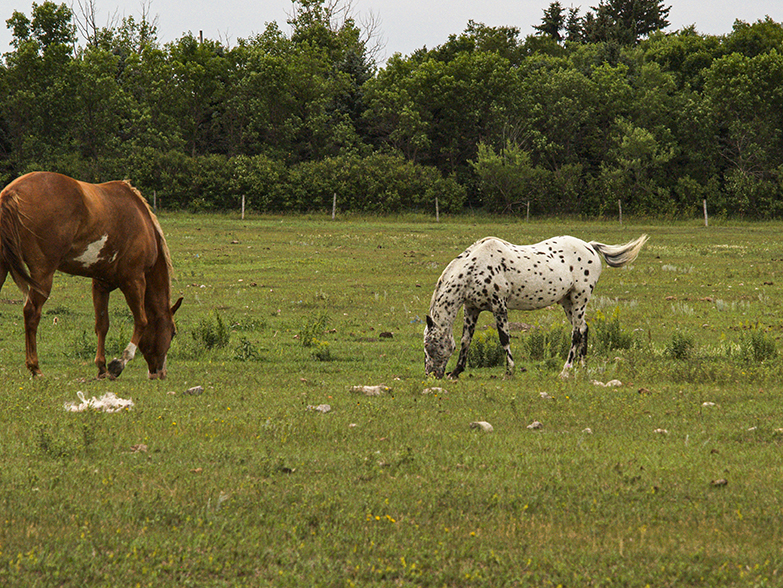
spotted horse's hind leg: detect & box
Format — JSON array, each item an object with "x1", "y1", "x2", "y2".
[
  {"x1": 559, "y1": 291, "x2": 590, "y2": 379},
  {"x1": 492, "y1": 300, "x2": 518, "y2": 378}
]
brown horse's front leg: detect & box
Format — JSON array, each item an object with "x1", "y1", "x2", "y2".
[
  {"x1": 23, "y1": 288, "x2": 48, "y2": 377},
  {"x1": 92, "y1": 281, "x2": 111, "y2": 378},
  {"x1": 107, "y1": 279, "x2": 147, "y2": 379}
]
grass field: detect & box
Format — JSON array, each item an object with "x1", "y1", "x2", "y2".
[{"x1": 1, "y1": 213, "x2": 782, "y2": 587}]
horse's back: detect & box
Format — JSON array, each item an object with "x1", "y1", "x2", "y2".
[{"x1": 0, "y1": 172, "x2": 159, "y2": 283}]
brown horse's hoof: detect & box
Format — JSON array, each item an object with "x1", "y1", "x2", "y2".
[{"x1": 107, "y1": 359, "x2": 124, "y2": 379}]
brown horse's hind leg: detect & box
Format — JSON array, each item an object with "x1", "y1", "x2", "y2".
[
  {"x1": 23, "y1": 285, "x2": 50, "y2": 377},
  {"x1": 92, "y1": 280, "x2": 111, "y2": 378}
]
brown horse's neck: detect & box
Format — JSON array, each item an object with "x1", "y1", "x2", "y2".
[{"x1": 144, "y1": 240, "x2": 172, "y2": 317}]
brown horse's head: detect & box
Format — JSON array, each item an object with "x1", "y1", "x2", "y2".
[{"x1": 138, "y1": 297, "x2": 183, "y2": 379}]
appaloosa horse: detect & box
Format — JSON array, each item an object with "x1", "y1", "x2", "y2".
[
  {"x1": 0, "y1": 172, "x2": 182, "y2": 379},
  {"x1": 424, "y1": 234, "x2": 648, "y2": 379}
]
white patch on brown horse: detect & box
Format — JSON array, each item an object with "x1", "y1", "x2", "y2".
[{"x1": 74, "y1": 234, "x2": 109, "y2": 268}]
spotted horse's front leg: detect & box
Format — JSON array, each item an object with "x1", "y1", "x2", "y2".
[{"x1": 447, "y1": 306, "x2": 480, "y2": 380}]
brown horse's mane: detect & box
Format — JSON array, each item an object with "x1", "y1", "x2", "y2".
[{"x1": 121, "y1": 180, "x2": 174, "y2": 289}]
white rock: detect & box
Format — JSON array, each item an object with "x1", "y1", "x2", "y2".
[
  {"x1": 350, "y1": 385, "x2": 391, "y2": 396},
  {"x1": 422, "y1": 387, "x2": 448, "y2": 395},
  {"x1": 469, "y1": 421, "x2": 494, "y2": 432},
  {"x1": 653, "y1": 428, "x2": 668, "y2": 434},
  {"x1": 592, "y1": 379, "x2": 623, "y2": 388},
  {"x1": 702, "y1": 402, "x2": 716, "y2": 407},
  {"x1": 582, "y1": 427, "x2": 593, "y2": 434},
  {"x1": 307, "y1": 404, "x2": 332, "y2": 413},
  {"x1": 527, "y1": 421, "x2": 543, "y2": 430},
  {"x1": 539, "y1": 392, "x2": 554, "y2": 400}
]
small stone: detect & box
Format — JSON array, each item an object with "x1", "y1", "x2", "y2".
[
  {"x1": 469, "y1": 421, "x2": 494, "y2": 432},
  {"x1": 183, "y1": 385, "x2": 204, "y2": 396},
  {"x1": 350, "y1": 385, "x2": 391, "y2": 396},
  {"x1": 592, "y1": 379, "x2": 622, "y2": 388},
  {"x1": 527, "y1": 421, "x2": 543, "y2": 430},
  {"x1": 130, "y1": 444, "x2": 148, "y2": 453},
  {"x1": 307, "y1": 404, "x2": 332, "y2": 413},
  {"x1": 539, "y1": 392, "x2": 554, "y2": 400},
  {"x1": 422, "y1": 387, "x2": 447, "y2": 395},
  {"x1": 653, "y1": 428, "x2": 668, "y2": 435},
  {"x1": 711, "y1": 478, "x2": 728, "y2": 487},
  {"x1": 702, "y1": 402, "x2": 716, "y2": 407},
  {"x1": 582, "y1": 428, "x2": 593, "y2": 434}
]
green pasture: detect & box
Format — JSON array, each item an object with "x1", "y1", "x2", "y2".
[{"x1": 1, "y1": 214, "x2": 782, "y2": 587}]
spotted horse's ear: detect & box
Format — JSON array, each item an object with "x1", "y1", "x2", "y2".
[{"x1": 426, "y1": 315, "x2": 434, "y2": 329}]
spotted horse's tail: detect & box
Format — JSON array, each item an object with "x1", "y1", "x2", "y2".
[{"x1": 589, "y1": 234, "x2": 649, "y2": 268}]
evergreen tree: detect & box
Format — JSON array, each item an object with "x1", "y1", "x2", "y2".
[
  {"x1": 593, "y1": 0, "x2": 671, "y2": 45},
  {"x1": 534, "y1": 2, "x2": 566, "y2": 43}
]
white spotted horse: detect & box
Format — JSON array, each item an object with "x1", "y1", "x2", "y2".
[
  {"x1": 0, "y1": 172, "x2": 183, "y2": 379},
  {"x1": 424, "y1": 234, "x2": 648, "y2": 379}
]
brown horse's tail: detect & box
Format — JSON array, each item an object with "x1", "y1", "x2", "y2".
[{"x1": 0, "y1": 189, "x2": 37, "y2": 294}]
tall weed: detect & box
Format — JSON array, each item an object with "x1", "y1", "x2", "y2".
[
  {"x1": 192, "y1": 311, "x2": 231, "y2": 350},
  {"x1": 590, "y1": 307, "x2": 634, "y2": 353},
  {"x1": 467, "y1": 327, "x2": 505, "y2": 368}
]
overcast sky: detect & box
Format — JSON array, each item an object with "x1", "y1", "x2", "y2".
[{"x1": 1, "y1": 0, "x2": 782, "y2": 60}]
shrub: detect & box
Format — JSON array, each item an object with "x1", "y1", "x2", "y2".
[
  {"x1": 310, "y1": 339, "x2": 333, "y2": 361},
  {"x1": 192, "y1": 312, "x2": 230, "y2": 350},
  {"x1": 234, "y1": 338, "x2": 261, "y2": 362},
  {"x1": 72, "y1": 330, "x2": 96, "y2": 360},
  {"x1": 590, "y1": 307, "x2": 634, "y2": 353},
  {"x1": 738, "y1": 327, "x2": 777, "y2": 362},
  {"x1": 666, "y1": 331, "x2": 695, "y2": 360},
  {"x1": 525, "y1": 323, "x2": 570, "y2": 363},
  {"x1": 467, "y1": 327, "x2": 506, "y2": 368},
  {"x1": 298, "y1": 313, "x2": 330, "y2": 348},
  {"x1": 286, "y1": 153, "x2": 466, "y2": 213}
]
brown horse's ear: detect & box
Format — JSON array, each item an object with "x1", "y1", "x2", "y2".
[{"x1": 171, "y1": 297, "x2": 183, "y2": 315}]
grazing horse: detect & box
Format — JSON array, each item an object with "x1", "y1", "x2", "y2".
[
  {"x1": 0, "y1": 172, "x2": 183, "y2": 379},
  {"x1": 424, "y1": 234, "x2": 648, "y2": 379}
]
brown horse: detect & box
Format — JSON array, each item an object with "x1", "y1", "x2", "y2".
[{"x1": 0, "y1": 172, "x2": 182, "y2": 379}]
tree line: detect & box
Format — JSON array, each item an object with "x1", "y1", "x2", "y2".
[{"x1": 1, "y1": 0, "x2": 782, "y2": 217}]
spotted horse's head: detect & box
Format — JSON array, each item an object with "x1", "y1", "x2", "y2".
[{"x1": 424, "y1": 315, "x2": 456, "y2": 379}]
